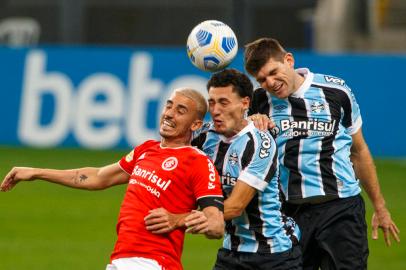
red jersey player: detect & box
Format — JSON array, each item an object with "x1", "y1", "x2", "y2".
[{"x1": 1, "y1": 88, "x2": 225, "y2": 270}]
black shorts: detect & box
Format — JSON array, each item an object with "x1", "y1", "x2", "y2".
[
  {"x1": 283, "y1": 194, "x2": 368, "y2": 270},
  {"x1": 212, "y1": 245, "x2": 302, "y2": 270}
]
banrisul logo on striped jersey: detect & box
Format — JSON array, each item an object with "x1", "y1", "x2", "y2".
[{"x1": 279, "y1": 119, "x2": 336, "y2": 137}]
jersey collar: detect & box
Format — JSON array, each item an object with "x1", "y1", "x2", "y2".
[
  {"x1": 291, "y1": 68, "x2": 313, "y2": 98},
  {"x1": 219, "y1": 121, "x2": 255, "y2": 143}
]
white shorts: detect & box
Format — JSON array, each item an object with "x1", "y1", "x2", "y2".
[{"x1": 106, "y1": 257, "x2": 162, "y2": 270}]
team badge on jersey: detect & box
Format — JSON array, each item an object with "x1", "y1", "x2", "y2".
[
  {"x1": 228, "y1": 152, "x2": 239, "y2": 165},
  {"x1": 162, "y1": 157, "x2": 178, "y2": 171},
  {"x1": 311, "y1": 101, "x2": 326, "y2": 113}
]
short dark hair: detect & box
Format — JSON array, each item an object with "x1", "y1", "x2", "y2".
[
  {"x1": 244, "y1": 38, "x2": 287, "y2": 76},
  {"x1": 206, "y1": 68, "x2": 253, "y2": 99}
]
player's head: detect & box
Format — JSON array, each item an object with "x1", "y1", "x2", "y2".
[
  {"x1": 159, "y1": 88, "x2": 207, "y2": 144},
  {"x1": 206, "y1": 68, "x2": 252, "y2": 137},
  {"x1": 244, "y1": 37, "x2": 300, "y2": 99}
]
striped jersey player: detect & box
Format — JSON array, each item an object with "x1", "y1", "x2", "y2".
[
  {"x1": 244, "y1": 37, "x2": 399, "y2": 270},
  {"x1": 250, "y1": 68, "x2": 362, "y2": 202}
]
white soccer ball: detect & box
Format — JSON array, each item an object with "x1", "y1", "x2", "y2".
[{"x1": 186, "y1": 20, "x2": 238, "y2": 72}]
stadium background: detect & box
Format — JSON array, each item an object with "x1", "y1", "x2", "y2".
[{"x1": 0, "y1": 0, "x2": 405, "y2": 269}]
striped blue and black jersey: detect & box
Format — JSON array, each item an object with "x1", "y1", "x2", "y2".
[
  {"x1": 192, "y1": 122, "x2": 298, "y2": 254},
  {"x1": 250, "y1": 68, "x2": 362, "y2": 202}
]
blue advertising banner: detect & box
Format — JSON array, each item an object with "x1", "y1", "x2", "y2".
[{"x1": 0, "y1": 46, "x2": 405, "y2": 157}]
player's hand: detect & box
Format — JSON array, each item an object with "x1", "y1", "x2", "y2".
[
  {"x1": 144, "y1": 208, "x2": 188, "y2": 234},
  {"x1": 371, "y1": 208, "x2": 400, "y2": 246},
  {"x1": 249, "y1": 113, "x2": 275, "y2": 131},
  {"x1": 184, "y1": 210, "x2": 209, "y2": 234},
  {"x1": 0, "y1": 167, "x2": 36, "y2": 192}
]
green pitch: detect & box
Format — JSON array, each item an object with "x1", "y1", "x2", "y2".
[{"x1": 0, "y1": 146, "x2": 404, "y2": 269}]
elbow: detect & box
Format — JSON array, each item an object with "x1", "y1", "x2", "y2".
[
  {"x1": 83, "y1": 182, "x2": 109, "y2": 191},
  {"x1": 206, "y1": 232, "x2": 223, "y2": 239}
]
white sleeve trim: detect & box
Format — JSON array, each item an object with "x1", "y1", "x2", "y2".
[
  {"x1": 347, "y1": 117, "x2": 362, "y2": 135},
  {"x1": 238, "y1": 171, "x2": 268, "y2": 192}
]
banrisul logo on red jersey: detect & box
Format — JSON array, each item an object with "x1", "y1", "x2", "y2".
[{"x1": 130, "y1": 165, "x2": 172, "y2": 198}]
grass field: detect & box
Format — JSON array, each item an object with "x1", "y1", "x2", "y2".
[{"x1": 0, "y1": 146, "x2": 404, "y2": 269}]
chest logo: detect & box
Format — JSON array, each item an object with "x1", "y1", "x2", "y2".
[
  {"x1": 162, "y1": 157, "x2": 178, "y2": 171},
  {"x1": 311, "y1": 101, "x2": 326, "y2": 113},
  {"x1": 274, "y1": 104, "x2": 287, "y2": 112},
  {"x1": 228, "y1": 152, "x2": 239, "y2": 165}
]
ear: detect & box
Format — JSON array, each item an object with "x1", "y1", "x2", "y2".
[
  {"x1": 190, "y1": 119, "x2": 203, "y2": 132},
  {"x1": 241, "y1": 96, "x2": 250, "y2": 111},
  {"x1": 284, "y1": 53, "x2": 295, "y2": 68}
]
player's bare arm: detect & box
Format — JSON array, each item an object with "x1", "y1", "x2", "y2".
[
  {"x1": 223, "y1": 180, "x2": 256, "y2": 220},
  {"x1": 351, "y1": 129, "x2": 400, "y2": 246},
  {"x1": 1, "y1": 163, "x2": 129, "y2": 192}
]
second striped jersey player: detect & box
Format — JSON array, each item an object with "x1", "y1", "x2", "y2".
[
  {"x1": 193, "y1": 121, "x2": 299, "y2": 253},
  {"x1": 194, "y1": 69, "x2": 302, "y2": 270}
]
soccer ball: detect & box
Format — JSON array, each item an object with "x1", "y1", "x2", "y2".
[{"x1": 186, "y1": 20, "x2": 238, "y2": 72}]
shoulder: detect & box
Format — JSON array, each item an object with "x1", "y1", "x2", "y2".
[
  {"x1": 173, "y1": 145, "x2": 209, "y2": 161},
  {"x1": 136, "y1": 140, "x2": 160, "y2": 151},
  {"x1": 186, "y1": 146, "x2": 209, "y2": 158},
  {"x1": 312, "y1": 73, "x2": 352, "y2": 92},
  {"x1": 252, "y1": 87, "x2": 269, "y2": 98},
  {"x1": 311, "y1": 73, "x2": 356, "y2": 100},
  {"x1": 245, "y1": 125, "x2": 276, "y2": 149},
  {"x1": 192, "y1": 122, "x2": 217, "y2": 147}
]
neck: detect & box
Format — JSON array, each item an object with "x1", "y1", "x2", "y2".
[
  {"x1": 160, "y1": 137, "x2": 191, "y2": 148},
  {"x1": 224, "y1": 119, "x2": 248, "y2": 138},
  {"x1": 293, "y1": 72, "x2": 305, "y2": 92}
]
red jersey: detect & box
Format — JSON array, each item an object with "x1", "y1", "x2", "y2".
[{"x1": 110, "y1": 140, "x2": 223, "y2": 270}]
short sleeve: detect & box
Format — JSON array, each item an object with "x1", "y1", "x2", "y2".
[
  {"x1": 238, "y1": 131, "x2": 278, "y2": 192},
  {"x1": 119, "y1": 149, "x2": 136, "y2": 175},
  {"x1": 118, "y1": 140, "x2": 158, "y2": 174},
  {"x1": 191, "y1": 155, "x2": 224, "y2": 211},
  {"x1": 345, "y1": 87, "x2": 362, "y2": 135}
]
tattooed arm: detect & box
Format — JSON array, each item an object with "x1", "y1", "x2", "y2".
[{"x1": 0, "y1": 163, "x2": 129, "y2": 192}]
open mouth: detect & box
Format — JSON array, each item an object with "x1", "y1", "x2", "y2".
[
  {"x1": 162, "y1": 119, "x2": 175, "y2": 129},
  {"x1": 274, "y1": 83, "x2": 283, "y2": 93}
]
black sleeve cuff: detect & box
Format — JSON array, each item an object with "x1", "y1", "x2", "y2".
[{"x1": 197, "y1": 196, "x2": 224, "y2": 212}]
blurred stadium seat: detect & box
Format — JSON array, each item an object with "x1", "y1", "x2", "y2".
[{"x1": 0, "y1": 17, "x2": 40, "y2": 46}]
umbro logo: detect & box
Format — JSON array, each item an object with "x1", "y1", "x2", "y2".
[{"x1": 274, "y1": 104, "x2": 287, "y2": 112}]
